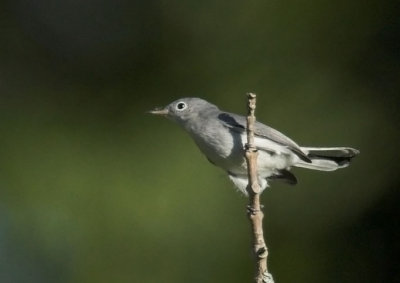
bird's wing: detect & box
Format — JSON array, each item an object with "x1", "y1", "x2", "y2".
[{"x1": 217, "y1": 112, "x2": 311, "y2": 163}]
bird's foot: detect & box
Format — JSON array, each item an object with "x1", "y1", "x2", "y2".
[{"x1": 247, "y1": 205, "x2": 263, "y2": 215}]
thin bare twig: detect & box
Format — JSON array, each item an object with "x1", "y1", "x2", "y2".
[{"x1": 245, "y1": 93, "x2": 274, "y2": 283}]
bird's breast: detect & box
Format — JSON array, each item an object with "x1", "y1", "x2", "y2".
[{"x1": 188, "y1": 123, "x2": 246, "y2": 171}]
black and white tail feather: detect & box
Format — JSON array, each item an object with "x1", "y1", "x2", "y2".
[
  {"x1": 296, "y1": 147, "x2": 359, "y2": 171},
  {"x1": 233, "y1": 146, "x2": 360, "y2": 195},
  {"x1": 229, "y1": 146, "x2": 360, "y2": 195}
]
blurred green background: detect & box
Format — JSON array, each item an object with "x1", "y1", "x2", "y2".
[{"x1": 0, "y1": 0, "x2": 399, "y2": 282}]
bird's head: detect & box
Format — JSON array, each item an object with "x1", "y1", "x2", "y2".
[{"x1": 149, "y1": 97, "x2": 218, "y2": 125}]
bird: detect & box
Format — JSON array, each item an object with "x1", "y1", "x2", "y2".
[{"x1": 149, "y1": 97, "x2": 359, "y2": 195}]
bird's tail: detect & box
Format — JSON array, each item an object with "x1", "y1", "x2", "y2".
[{"x1": 294, "y1": 147, "x2": 359, "y2": 171}]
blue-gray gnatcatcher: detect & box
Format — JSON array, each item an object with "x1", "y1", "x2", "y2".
[{"x1": 150, "y1": 97, "x2": 359, "y2": 195}]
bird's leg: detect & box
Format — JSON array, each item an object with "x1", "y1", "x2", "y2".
[{"x1": 247, "y1": 205, "x2": 264, "y2": 215}]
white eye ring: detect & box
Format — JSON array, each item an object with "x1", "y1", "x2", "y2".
[{"x1": 175, "y1": 102, "x2": 187, "y2": 111}]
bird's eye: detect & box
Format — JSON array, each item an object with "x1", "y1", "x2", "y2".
[{"x1": 175, "y1": 102, "x2": 187, "y2": 111}]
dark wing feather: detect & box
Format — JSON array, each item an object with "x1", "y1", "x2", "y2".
[
  {"x1": 218, "y1": 112, "x2": 311, "y2": 163},
  {"x1": 267, "y1": 169, "x2": 298, "y2": 185}
]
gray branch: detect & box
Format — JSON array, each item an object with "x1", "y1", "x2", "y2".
[{"x1": 244, "y1": 93, "x2": 274, "y2": 283}]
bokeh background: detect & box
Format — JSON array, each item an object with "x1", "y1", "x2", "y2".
[{"x1": 0, "y1": 0, "x2": 399, "y2": 282}]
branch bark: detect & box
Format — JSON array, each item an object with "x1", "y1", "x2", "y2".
[{"x1": 245, "y1": 93, "x2": 274, "y2": 283}]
